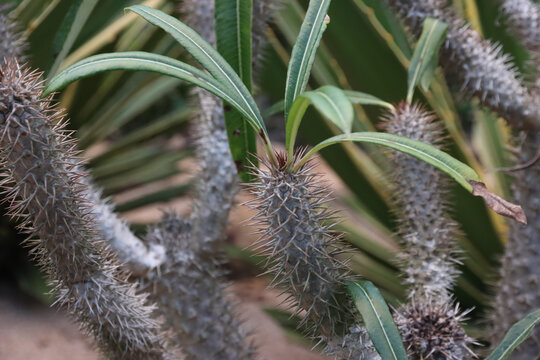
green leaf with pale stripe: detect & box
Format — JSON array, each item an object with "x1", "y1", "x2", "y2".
[
  {"x1": 407, "y1": 17, "x2": 448, "y2": 103},
  {"x1": 215, "y1": 0, "x2": 252, "y2": 87},
  {"x1": 346, "y1": 280, "x2": 408, "y2": 360},
  {"x1": 296, "y1": 132, "x2": 525, "y2": 222},
  {"x1": 48, "y1": 0, "x2": 99, "y2": 77},
  {"x1": 215, "y1": 0, "x2": 256, "y2": 180},
  {"x1": 284, "y1": 0, "x2": 331, "y2": 120},
  {"x1": 286, "y1": 86, "x2": 353, "y2": 155},
  {"x1": 127, "y1": 5, "x2": 268, "y2": 140},
  {"x1": 43, "y1": 52, "x2": 254, "y2": 123},
  {"x1": 297, "y1": 132, "x2": 482, "y2": 191},
  {"x1": 486, "y1": 309, "x2": 540, "y2": 360},
  {"x1": 343, "y1": 90, "x2": 395, "y2": 111}
]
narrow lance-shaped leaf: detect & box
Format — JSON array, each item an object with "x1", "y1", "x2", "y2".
[
  {"x1": 43, "y1": 52, "x2": 256, "y2": 124},
  {"x1": 295, "y1": 132, "x2": 526, "y2": 223},
  {"x1": 343, "y1": 90, "x2": 395, "y2": 111},
  {"x1": 284, "y1": 0, "x2": 331, "y2": 120},
  {"x1": 48, "y1": 0, "x2": 99, "y2": 77},
  {"x1": 346, "y1": 280, "x2": 408, "y2": 360},
  {"x1": 215, "y1": 0, "x2": 257, "y2": 180},
  {"x1": 263, "y1": 100, "x2": 285, "y2": 119},
  {"x1": 286, "y1": 85, "x2": 353, "y2": 157},
  {"x1": 406, "y1": 17, "x2": 448, "y2": 103},
  {"x1": 215, "y1": 0, "x2": 252, "y2": 85},
  {"x1": 486, "y1": 309, "x2": 540, "y2": 360},
  {"x1": 127, "y1": 5, "x2": 268, "y2": 141}
]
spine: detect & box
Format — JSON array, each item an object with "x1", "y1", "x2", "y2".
[
  {"x1": 141, "y1": 84, "x2": 256, "y2": 358},
  {"x1": 487, "y1": 133, "x2": 540, "y2": 359},
  {"x1": 394, "y1": 301, "x2": 476, "y2": 360},
  {"x1": 325, "y1": 325, "x2": 380, "y2": 360},
  {"x1": 188, "y1": 87, "x2": 238, "y2": 253},
  {"x1": 388, "y1": 0, "x2": 540, "y2": 131},
  {"x1": 380, "y1": 103, "x2": 476, "y2": 359},
  {"x1": 488, "y1": 2, "x2": 540, "y2": 357},
  {"x1": 0, "y1": 58, "x2": 171, "y2": 360},
  {"x1": 380, "y1": 103, "x2": 460, "y2": 302},
  {"x1": 0, "y1": 5, "x2": 26, "y2": 64},
  {"x1": 247, "y1": 154, "x2": 353, "y2": 337},
  {"x1": 499, "y1": 0, "x2": 540, "y2": 89},
  {"x1": 140, "y1": 1, "x2": 285, "y2": 357},
  {"x1": 80, "y1": 175, "x2": 166, "y2": 275},
  {"x1": 144, "y1": 213, "x2": 256, "y2": 360},
  {"x1": 180, "y1": 0, "x2": 238, "y2": 253}
]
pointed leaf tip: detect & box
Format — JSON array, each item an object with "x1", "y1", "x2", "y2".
[{"x1": 468, "y1": 180, "x2": 527, "y2": 224}]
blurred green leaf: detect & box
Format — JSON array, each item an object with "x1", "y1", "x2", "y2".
[
  {"x1": 215, "y1": 0, "x2": 256, "y2": 180},
  {"x1": 215, "y1": 0, "x2": 252, "y2": 86},
  {"x1": 344, "y1": 90, "x2": 395, "y2": 110},
  {"x1": 92, "y1": 106, "x2": 191, "y2": 162},
  {"x1": 407, "y1": 17, "x2": 448, "y2": 102},
  {"x1": 81, "y1": 76, "x2": 182, "y2": 146},
  {"x1": 48, "y1": 0, "x2": 98, "y2": 76},
  {"x1": 486, "y1": 309, "x2": 540, "y2": 360}
]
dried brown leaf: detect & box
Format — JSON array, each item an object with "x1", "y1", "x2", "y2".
[{"x1": 468, "y1": 180, "x2": 527, "y2": 224}]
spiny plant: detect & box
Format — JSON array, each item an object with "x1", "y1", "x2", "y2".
[
  {"x1": 393, "y1": 301, "x2": 475, "y2": 360},
  {"x1": 484, "y1": 2, "x2": 540, "y2": 358},
  {"x1": 388, "y1": 0, "x2": 540, "y2": 132},
  {"x1": 0, "y1": 3, "x2": 167, "y2": 279},
  {"x1": 134, "y1": 1, "x2": 283, "y2": 358},
  {"x1": 20, "y1": 1, "x2": 539, "y2": 360},
  {"x1": 387, "y1": 1, "x2": 540, "y2": 358},
  {"x1": 487, "y1": 133, "x2": 540, "y2": 360},
  {"x1": 0, "y1": 4, "x2": 26, "y2": 64},
  {"x1": 336, "y1": 20, "x2": 478, "y2": 357},
  {"x1": 80, "y1": 175, "x2": 167, "y2": 276},
  {"x1": 247, "y1": 150, "x2": 354, "y2": 336},
  {"x1": 0, "y1": 58, "x2": 172, "y2": 360},
  {"x1": 380, "y1": 101, "x2": 477, "y2": 359},
  {"x1": 325, "y1": 324, "x2": 379, "y2": 360},
  {"x1": 498, "y1": 0, "x2": 540, "y2": 89},
  {"x1": 142, "y1": 212, "x2": 256, "y2": 360},
  {"x1": 380, "y1": 102, "x2": 461, "y2": 303}
]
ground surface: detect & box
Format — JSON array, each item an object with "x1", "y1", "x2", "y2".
[{"x1": 0, "y1": 280, "x2": 327, "y2": 359}]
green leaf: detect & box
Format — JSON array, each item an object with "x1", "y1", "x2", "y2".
[
  {"x1": 263, "y1": 100, "x2": 285, "y2": 118},
  {"x1": 43, "y1": 52, "x2": 256, "y2": 127},
  {"x1": 215, "y1": 0, "x2": 256, "y2": 180},
  {"x1": 297, "y1": 132, "x2": 526, "y2": 222},
  {"x1": 343, "y1": 90, "x2": 395, "y2": 111},
  {"x1": 48, "y1": 0, "x2": 99, "y2": 77},
  {"x1": 284, "y1": 0, "x2": 331, "y2": 120},
  {"x1": 486, "y1": 309, "x2": 540, "y2": 360},
  {"x1": 215, "y1": 0, "x2": 252, "y2": 88},
  {"x1": 346, "y1": 280, "x2": 408, "y2": 360},
  {"x1": 286, "y1": 86, "x2": 353, "y2": 155},
  {"x1": 407, "y1": 17, "x2": 448, "y2": 103},
  {"x1": 127, "y1": 5, "x2": 268, "y2": 140},
  {"x1": 298, "y1": 132, "x2": 481, "y2": 191}
]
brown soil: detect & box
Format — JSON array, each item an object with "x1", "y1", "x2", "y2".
[{"x1": 0, "y1": 280, "x2": 327, "y2": 360}]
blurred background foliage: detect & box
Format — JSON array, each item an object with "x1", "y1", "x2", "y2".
[{"x1": 0, "y1": 0, "x2": 526, "y2": 340}]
